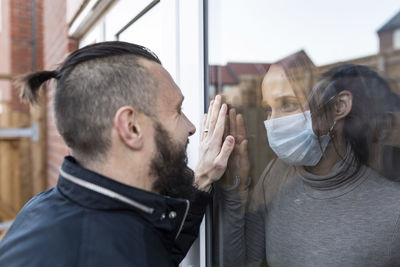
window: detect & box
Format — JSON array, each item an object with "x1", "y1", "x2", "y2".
[
  {"x1": 394, "y1": 28, "x2": 400, "y2": 49},
  {"x1": 117, "y1": 3, "x2": 166, "y2": 69},
  {"x1": 78, "y1": 1, "x2": 207, "y2": 265},
  {"x1": 207, "y1": 1, "x2": 400, "y2": 266}
]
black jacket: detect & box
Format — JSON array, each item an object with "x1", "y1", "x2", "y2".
[{"x1": 0, "y1": 156, "x2": 211, "y2": 266}]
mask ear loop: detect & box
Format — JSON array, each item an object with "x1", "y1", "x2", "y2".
[
  {"x1": 328, "y1": 120, "x2": 337, "y2": 138},
  {"x1": 328, "y1": 119, "x2": 350, "y2": 165}
]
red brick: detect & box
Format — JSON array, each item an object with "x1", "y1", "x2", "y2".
[{"x1": 42, "y1": 0, "x2": 76, "y2": 187}]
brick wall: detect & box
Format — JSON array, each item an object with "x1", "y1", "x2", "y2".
[
  {"x1": 42, "y1": 0, "x2": 78, "y2": 187},
  {"x1": 8, "y1": 0, "x2": 45, "y2": 114},
  {"x1": 0, "y1": 0, "x2": 44, "y2": 117}
]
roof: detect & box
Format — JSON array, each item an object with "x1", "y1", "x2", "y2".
[
  {"x1": 276, "y1": 50, "x2": 314, "y2": 69},
  {"x1": 209, "y1": 65, "x2": 239, "y2": 85},
  {"x1": 378, "y1": 10, "x2": 400, "y2": 33},
  {"x1": 208, "y1": 50, "x2": 313, "y2": 86},
  {"x1": 226, "y1": 62, "x2": 270, "y2": 77}
]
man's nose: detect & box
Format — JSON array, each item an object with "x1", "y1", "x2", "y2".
[
  {"x1": 189, "y1": 124, "x2": 196, "y2": 136},
  {"x1": 184, "y1": 113, "x2": 196, "y2": 136}
]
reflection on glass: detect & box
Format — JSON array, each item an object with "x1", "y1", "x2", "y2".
[{"x1": 209, "y1": 2, "x2": 400, "y2": 266}]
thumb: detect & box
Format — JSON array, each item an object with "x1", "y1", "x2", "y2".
[{"x1": 214, "y1": 136, "x2": 235, "y2": 169}]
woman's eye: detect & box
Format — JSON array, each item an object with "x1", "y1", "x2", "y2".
[{"x1": 281, "y1": 102, "x2": 299, "y2": 112}]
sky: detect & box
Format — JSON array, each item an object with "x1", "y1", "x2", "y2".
[{"x1": 208, "y1": 0, "x2": 400, "y2": 66}]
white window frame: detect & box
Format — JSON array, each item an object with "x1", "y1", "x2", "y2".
[{"x1": 70, "y1": 1, "x2": 207, "y2": 266}]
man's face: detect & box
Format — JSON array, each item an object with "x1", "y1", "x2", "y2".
[
  {"x1": 145, "y1": 60, "x2": 196, "y2": 149},
  {"x1": 143, "y1": 61, "x2": 196, "y2": 199}
]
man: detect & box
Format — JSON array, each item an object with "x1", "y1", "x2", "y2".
[{"x1": 0, "y1": 42, "x2": 234, "y2": 266}]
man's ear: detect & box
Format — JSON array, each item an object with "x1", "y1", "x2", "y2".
[
  {"x1": 114, "y1": 106, "x2": 143, "y2": 150},
  {"x1": 333, "y1": 90, "x2": 353, "y2": 121}
]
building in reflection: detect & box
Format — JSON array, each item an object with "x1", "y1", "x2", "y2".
[
  {"x1": 378, "y1": 10, "x2": 400, "y2": 53},
  {"x1": 210, "y1": 10, "x2": 400, "y2": 106},
  {"x1": 319, "y1": 10, "x2": 400, "y2": 94}
]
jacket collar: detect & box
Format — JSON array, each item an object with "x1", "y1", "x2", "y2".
[{"x1": 57, "y1": 156, "x2": 190, "y2": 242}]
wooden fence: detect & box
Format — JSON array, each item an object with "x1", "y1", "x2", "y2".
[{"x1": 0, "y1": 75, "x2": 46, "y2": 238}]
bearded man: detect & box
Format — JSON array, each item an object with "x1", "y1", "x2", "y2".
[{"x1": 0, "y1": 41, "x2": 234, "y2": 267}]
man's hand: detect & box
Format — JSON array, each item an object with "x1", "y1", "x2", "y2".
[{"x1": 194, "y1": 95, "x2": 235, "y2": 191}]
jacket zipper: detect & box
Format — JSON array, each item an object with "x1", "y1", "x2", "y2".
[{"x1": 175, "y1": 199, "x2": 190, "y2": 240}]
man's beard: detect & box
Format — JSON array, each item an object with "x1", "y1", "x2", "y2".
[{"x1": 150, "y1": 121, "x2": 196, "y2": 200}]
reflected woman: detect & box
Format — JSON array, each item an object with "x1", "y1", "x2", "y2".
[{"x1": 218, "y1": 64, "x2": 400, "y2": 267}]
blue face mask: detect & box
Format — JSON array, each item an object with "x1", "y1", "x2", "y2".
[{"x1": 264, "y1": 110, "x2": 330, "y2": 166}]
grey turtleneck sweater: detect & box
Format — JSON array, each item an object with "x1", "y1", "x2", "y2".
[{"x1": 218, "y1": 151, "x2": 400, "y2": 267}]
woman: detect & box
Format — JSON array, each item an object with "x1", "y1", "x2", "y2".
[{"x1": 218, "y1": 64, "x2": 400, "y2": 267}]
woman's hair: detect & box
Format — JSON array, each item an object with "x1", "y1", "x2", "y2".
[{"x1": 309, "y1": 64, "x2": 400, "y2": 165}]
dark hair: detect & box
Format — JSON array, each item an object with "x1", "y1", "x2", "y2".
[
  {"x1": 309, "y1": 64, "x2": 399, "y2": 165},
  {"x1": 17, "y1": 41, "x2": 162, "y2": 163}
]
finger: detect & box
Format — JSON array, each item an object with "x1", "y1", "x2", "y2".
[
  {"x1": 211, "y1": 103, "x2": 228, "y2": 141},
  {"x1": 236, "y1": 135, "x2": 245, "y2": 144},
  {"x1": 214, "y1": 135, "x2": 235, "y2": 172},
  {"x1": 237, "y1": 113, "x2": 247, "y2": 138},
  {"x1": 223, "y1": 113, "x2": 229, "y2": 140},
  {"x1": 202, "y1": 114, "x2": 207, "y2": 130},
  {"x1": 229, "y1": 108, "x2": 237, "y2": 138},
  {"x1": 205, "y1": 100, "x2": 214, "y2": 131},
  {"x1": 201, "y1": 114, "x2": 208, "y2": 141},
  {"x1": 208, "y1": 95, "x2": 222, "y2": 134},
  {"x1": 239, "y1": 139, "x2": 249, "y2": 159}
]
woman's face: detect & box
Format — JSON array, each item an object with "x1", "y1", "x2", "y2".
[{"x1": 261, "y1": 64, "x2": 308, "y2": 120}]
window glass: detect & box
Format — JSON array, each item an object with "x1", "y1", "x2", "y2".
[
  {"x1": 208, "y1": 1, "x2": 400, "y2": 266},
  {"x1": 104, "y1": 0, "x2": 154, "y2": 40},
  {"x1": 117, "y1": 2, "x2": 179, "y2": 80},
  {"x1": 118, "y1": 4, "x2": 163, "y2": 60}
]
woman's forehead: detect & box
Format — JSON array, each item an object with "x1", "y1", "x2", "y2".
[
  {"x1": 262, "y1": 74, "x2": 307, "y2": 100},
  {"x1": 262, "y1": 65, "x2": 287, "y2": 83}
]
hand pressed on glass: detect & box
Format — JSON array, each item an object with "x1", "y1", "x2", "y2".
[
  {"x1": 219, "y1": 108, "x2": 250, "y2": 191},
  {"x1": 194, "y1": 95, "x2": 235, "y2": 191}
]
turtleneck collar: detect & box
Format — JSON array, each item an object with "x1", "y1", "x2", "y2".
[{"x1": 298, "y1": 146, "x2": 370, "y2": 199}]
